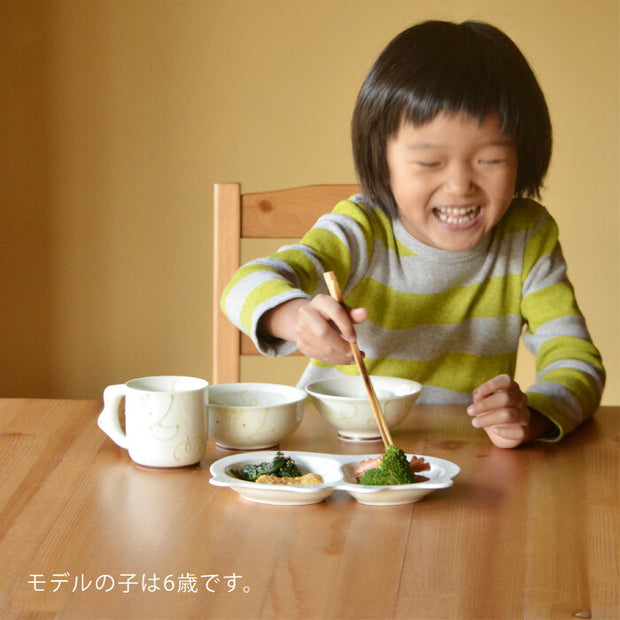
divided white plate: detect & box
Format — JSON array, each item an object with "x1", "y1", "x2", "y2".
[{"x1": 209, "y1": 450, "x2": 460, "y2": 506}]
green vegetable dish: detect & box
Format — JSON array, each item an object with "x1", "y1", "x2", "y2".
[
  {"x1": 233, "y1": 451, "x2": 302, "y2": 482},
  {"x1": 356, "y1": 445, "x2": 430, "y2": 486}
]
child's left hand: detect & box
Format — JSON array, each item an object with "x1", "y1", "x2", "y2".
[{"x1": 467, "y1": 374, "x2": 551, "y2": 448}]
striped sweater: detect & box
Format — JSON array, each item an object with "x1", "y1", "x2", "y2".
[{"x1": 221, "y1": 195, "x2": 605, "y2": 440}]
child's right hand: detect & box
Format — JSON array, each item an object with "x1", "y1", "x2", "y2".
[{"x1": 262, "y1": 296, "x2": 368, "y2": 364}]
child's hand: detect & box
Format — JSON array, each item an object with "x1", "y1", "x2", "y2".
[
  {"x1": 295, "y1": 295, "x2": 368, "y2": 364},
  {"x1": 467, "y1": 374, "x2": 539, "y2": 448},
  {"x1": 261, "y1": 296, "x2": 368, "y2": 364}
]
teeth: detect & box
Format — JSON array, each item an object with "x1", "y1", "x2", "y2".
[{"x1": 434, "y1": 206, "x2": 480, "y2": 224}]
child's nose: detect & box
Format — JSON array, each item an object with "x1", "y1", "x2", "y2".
[{"x1": 445, "y1": 163, "x2": 476, "y2": 194}]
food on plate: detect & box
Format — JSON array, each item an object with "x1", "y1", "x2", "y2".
[
  {"x1": 355, "y1": 445, "x2": 430, "y2": 485},
  {"x1": 256, "y1": 473, "x2": 324, "y2": 485},
  {"x1": 232, "y1": 451, "x2": 303, "y2": 482}
]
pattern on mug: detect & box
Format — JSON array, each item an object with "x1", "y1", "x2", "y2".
[{"x1": 135, "y1": 392, "x2": 180, "y2": 440}]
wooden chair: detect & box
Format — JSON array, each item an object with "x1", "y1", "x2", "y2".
[{"x1": 212, "y1": 182, "x2": 359, "y2": 385}]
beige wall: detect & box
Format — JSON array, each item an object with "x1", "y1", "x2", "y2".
[{"x1": 2, "y1": 0, "x2": 618, "y2": 404}]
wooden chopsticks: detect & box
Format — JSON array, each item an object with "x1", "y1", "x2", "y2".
[{"x1": 323, "y1": 272, "x2": 393, "y2": 447}]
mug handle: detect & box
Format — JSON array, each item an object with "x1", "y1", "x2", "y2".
[{"x1": 98, "y1": 384, "x2": 129, "y2": 449}]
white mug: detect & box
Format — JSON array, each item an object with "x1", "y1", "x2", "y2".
[{"x1": 98, "y1": 376, "x2": 208, "y2": 468}]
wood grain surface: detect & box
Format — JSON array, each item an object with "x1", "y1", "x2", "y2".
[{"x1": 1, "y1": 398, "x2": 618, "y2": 619}]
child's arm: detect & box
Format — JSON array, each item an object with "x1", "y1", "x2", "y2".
[
  {"x1": 260, "y1": 296, "x2": 369, "y2": 365},
  {"x1": 220, "y1": 196, "x2": 375, "y2": 359},
  {"x1": 494, "y1": 201, "x2": 605, "y2": 443},
  {"x1": 466, "y1": 374, "x2": 555, "y2": 448}
]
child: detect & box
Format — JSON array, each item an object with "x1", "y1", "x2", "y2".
[{"x1": 221, "y1": 20, "x2": 605, "y2": 448}]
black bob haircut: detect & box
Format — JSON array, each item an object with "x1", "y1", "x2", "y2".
[{"x1": 351, "y1": 20, "x2": 552, "y2": 216}]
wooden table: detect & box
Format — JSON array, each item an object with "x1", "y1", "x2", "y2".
[{"x1": 1, "y1": 399, "x2": 618, "y2": 619}]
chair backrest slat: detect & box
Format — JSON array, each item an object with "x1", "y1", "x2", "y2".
[{"x1": 241, "y1": 184, "x2": 359, "y2": 238}]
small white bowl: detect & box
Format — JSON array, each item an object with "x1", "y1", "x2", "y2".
[
  {"x1": 305, "y1": 375, "x2": 423, "y2": 441},
  {"x1": 209, "y1": 451, "x2": 341, "y2": 505},
  {"x1": 337, "y1": 454, "x2": 460, "y2": 506},
  {"x1": 208, "y1": 383, "x2": 306, "y2": 450}
]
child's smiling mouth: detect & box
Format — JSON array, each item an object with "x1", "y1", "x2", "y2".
[{"x1": 433, "y1": 205, "x2": 482, "y2": 226}]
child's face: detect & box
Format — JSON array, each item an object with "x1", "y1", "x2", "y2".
[{"x1": 386, "y1": 111, "x2": 518, "y2": 252}]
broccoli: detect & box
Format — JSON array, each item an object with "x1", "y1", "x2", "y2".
[
  {"x1": 234, "y1": 451, "x2": 302, "y2": 482},
  {"x1": 359, "y1": 445, "x2": 416, "y2": 485}
]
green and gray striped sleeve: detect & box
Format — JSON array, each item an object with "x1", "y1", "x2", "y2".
[{"x1": 517, "y1": 204, "x2": 605, "y2": 438}]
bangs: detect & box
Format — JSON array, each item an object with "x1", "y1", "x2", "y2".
[{"x1": 394, "y1": 29, "x2": 518, "y2": 139}]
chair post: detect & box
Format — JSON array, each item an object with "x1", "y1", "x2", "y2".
[{"x1": 212, "y1": 183, "x2": 242, "y2": 384}]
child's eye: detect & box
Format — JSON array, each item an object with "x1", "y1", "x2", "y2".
[
  {"x1": 416, "y1": 161, "x2": 441, "y2": 168},
  {"x1": 479, "y1": 158, "x2": 507, "y2": 165}
]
